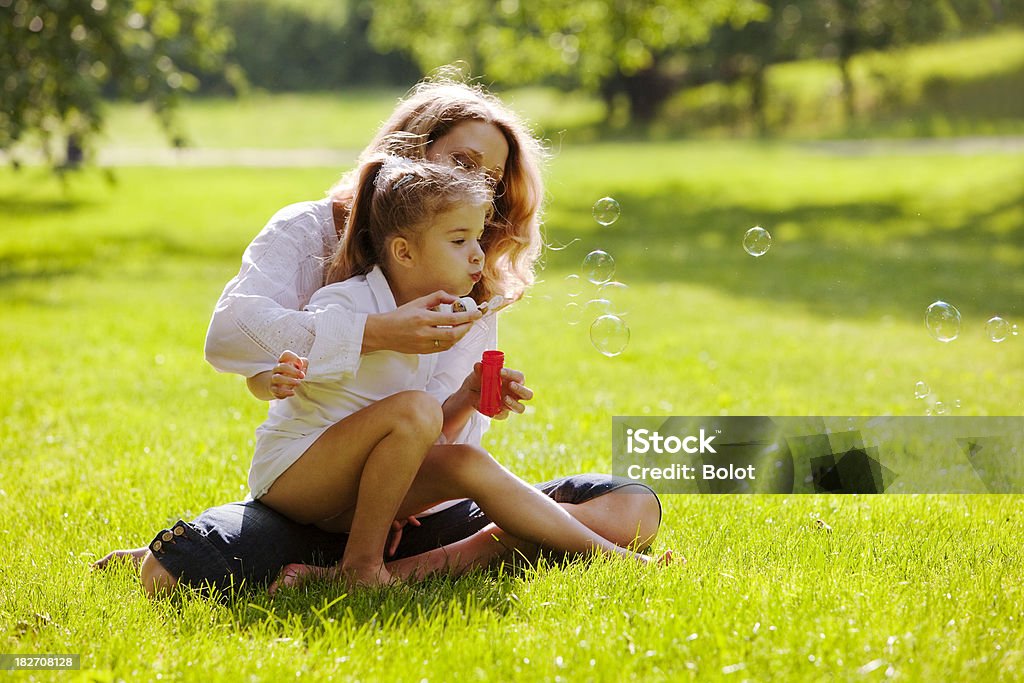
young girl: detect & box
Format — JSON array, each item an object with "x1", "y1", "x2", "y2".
[{"x1": 248, "y1": 153, "x2": 670, "y2": 588}]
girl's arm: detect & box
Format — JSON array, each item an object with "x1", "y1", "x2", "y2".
[
  {"x1": 246, "y1": 351, "x2": 308, "y2": 401},
  {"x1": 440, "y1": 378, "x2": 482, "y2": 443},
  {"x1": 440, "y1": 365, "x2": 533, "y2": 442},
  {"x1": 427, "y1": 315, "x2": 534, "y2": 443}
]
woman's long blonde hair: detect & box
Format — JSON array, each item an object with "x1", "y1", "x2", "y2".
[
  {"x1": 326, "y1": 154, "x2": 497, "y2": 299},
  {"x1": 328, "y1": 77, "x2": 545, "y2": 300}
]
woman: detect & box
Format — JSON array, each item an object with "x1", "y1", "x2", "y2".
[{"x1": 95, "y1": 77, "x2": 664, "y2": 595}]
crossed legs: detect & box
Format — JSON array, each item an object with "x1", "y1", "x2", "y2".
[{"x1": 128, "y1": 484, "x2": 661, "y2": 597}]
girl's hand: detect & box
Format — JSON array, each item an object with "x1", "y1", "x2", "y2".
[
  {"x1": 270, "y1": 350, "x2": 308, "y2": 399},
  {"x1": 465, "y1": 364, "x2": 534, "y2": 420}
]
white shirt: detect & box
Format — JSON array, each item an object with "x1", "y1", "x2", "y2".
[
  {"x1": 248, "y1": 266, "x2": 496, "y2": 498},
  {"x1": 205, "y1": 199, "x2": 366, "y2": 379}
]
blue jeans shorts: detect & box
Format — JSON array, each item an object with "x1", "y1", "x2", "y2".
[{"x1": 147, "y1": 474, "x2": 659, "y2": 594}]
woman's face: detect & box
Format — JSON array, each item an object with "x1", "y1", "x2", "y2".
[{"x1": 426, "y1": 120, "x2": 509, "y2": 187}]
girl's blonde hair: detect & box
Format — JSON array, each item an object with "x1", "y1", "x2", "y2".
[
  {"x1": 326, "y1": 154, "x2": 498, "y2": 299},
  {"x1": 328, "y1": 77, "x2": 545, "y2": 300}
]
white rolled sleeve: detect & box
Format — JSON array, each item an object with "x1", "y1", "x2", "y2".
[{"x1": 203, "y1": 200, "x2": 364, "y2": 379}]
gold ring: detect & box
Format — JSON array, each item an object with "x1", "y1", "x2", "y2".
[{"x1": 434, "y1": 339, "x2": 440, "y2": 349}]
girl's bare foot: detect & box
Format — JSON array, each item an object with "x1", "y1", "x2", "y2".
[
  {"x1": 92, "y1": 547, "x2": 148, "y2": 570},
  {"x1": 339, "y1": 562, "x2": 394, "y2": 589}
]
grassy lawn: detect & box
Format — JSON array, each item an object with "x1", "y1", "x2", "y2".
[{"x1": 1, "y1": 139, "x2": 1023, "y2": 680}]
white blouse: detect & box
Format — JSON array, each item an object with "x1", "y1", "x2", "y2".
[
  {"x1": 204, "y1": 199, "x2": 366, "y2": 380},
  {"x1": 248, "y1": 266, "x2": 496, "y2": 498}
]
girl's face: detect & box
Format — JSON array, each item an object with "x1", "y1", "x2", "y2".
[
  {"x1": 426, "y1": 120, "x2": 509, "y2": 187},
  {"x1": 406, "y1": 202, "x2": 488, "y2": 298}
]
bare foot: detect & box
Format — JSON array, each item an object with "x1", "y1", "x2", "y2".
[
  {"x1": 339, "y1": 562, "x2": 394, "y2": 589},
  {"x1": 655, "y1": 549, "x2": 678, "y2": 566},
  {"x1": 634, "y1": 549, "x2": 680, "y2": 566},
  {"x1": 268, "y1": 562, "x2": 396, "y2": 596},
  {"x1": 92, "y1": 547, "x2": 148, "y2": 570},
  {"x1": 268, "y1": 563, "x2": 333, "y2": 595}
]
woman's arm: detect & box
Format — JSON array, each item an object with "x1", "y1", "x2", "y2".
[
  {"x1": 205, "y1": 201, "x2": 366, "y2": 382},
  {"x1": 207, "y1": 201, "x2": 482, "y2": 396}
]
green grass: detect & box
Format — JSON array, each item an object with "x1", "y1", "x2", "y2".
[
  {"x1": 95, "y1": 86, "x2": 605, "y2": 153},
  {"x1": 2, "y1": 141, "x2": 1024, "y2": 680}
]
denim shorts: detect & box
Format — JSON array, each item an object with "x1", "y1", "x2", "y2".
[{"x1": 147, "y1": 474, "x2": 659, "y2": 594}]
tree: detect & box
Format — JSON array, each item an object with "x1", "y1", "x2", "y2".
[
  {"x1": 1, "y1": 0, "x2": 230, "y2": 167},
  {"x1": 368, "y1": 0, "x2": 768, "y2": 126},
  {"x1": 210, "y1": 0, "x2": 418, "y2": 92},
  {"x1": 813, "y1": 0, "x2": 1023, "y2": 123}
]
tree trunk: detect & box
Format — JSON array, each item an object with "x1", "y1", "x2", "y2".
[
  {"x1": 621, "y1": 66, "x2": 675, "y2": 125},
  {"x1": 838, "y1": 54, "x2": 855, "y2": 123},
  {"x1": 749, "y1": 66, "x2": 768, "y2": 137}
]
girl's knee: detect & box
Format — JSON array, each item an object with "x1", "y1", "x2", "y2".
[
  {"x1": 140, "y1": 551, "x2": 178, "y2": 598},
  {"x1": 388, "y1": 391, "x2": 443, "y2": 440},
  {"x1": 439, "y1": 444, "x2": 500, "y2": 485}
]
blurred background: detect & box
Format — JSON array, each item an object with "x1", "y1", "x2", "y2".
[{"x1": 3, "y1": 0, "x2": 1023, "y2": 165}]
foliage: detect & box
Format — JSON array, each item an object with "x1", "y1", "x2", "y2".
[
  {"x1": 0, "y1": 0, "x2": 230, "y2": 165},
  {"x1": 209, "y1": 0, "x2": 418, "y2": 93},
  {"x1": 367, "y1": 0, "x2": 1023, "y2": 128},
  {"x1": 702, "y1": 0, "x2": 1024, "y2": 130},
  {"x1": 368, "y1": 0, "x2": 769, "y2": 123}
]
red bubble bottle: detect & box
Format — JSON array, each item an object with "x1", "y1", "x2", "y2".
[{"x1": 478, "y1": 350, "x2": 505, "y2": 417}]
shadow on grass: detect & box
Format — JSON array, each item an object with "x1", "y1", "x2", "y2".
[
  {"x1": 220, "y1": 570, "x2": 524, "y2": 637},
  {"x1": 0, "y1": 196, "x2": 100, "y2": 218},
  {"x1": 543, "y1": 184, "x2": 1024, "y2": 320},
  {"x1": 0, "y1": 254, "x2": 84, "y2": 287},
  {"x1": 0, "y1": 231, "x2": 241, "y2": 297}
]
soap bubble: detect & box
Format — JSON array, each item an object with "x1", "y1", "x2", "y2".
[
  {"x1": 743, "y1": 226, "x2": 772, "y2": 257},
  {"x1": 986, "y1": 316, "x2": 1011, "y2": 343},
  {"x1": 598, "y1": 280, "x2": 628, "y2": 297},
  {"x1": 590, "y1": 314, "x2": 630, "y2": 357},
  {"x1": 914, "y1": 381, "x2": 930, "y2": 399},
  {"x1": 584, "y1": 298, "x2": 613, "y2": 320},
  {"x1": 597, "y1": 281, "x2": 629, "y2": 315},
  {"x1": 583, "y1": 250, "x2": 615, "y2": 285},
  {"x1": 954, "y1": 399, "x2": 962, "y2": 409},
  {"x1": 935, "y1": 401, "x2": 948, "y2": 415},
  {"x1": 925, "y1": 301, "x2": 961, "y2": 342},
  {"x1": 564, "y1": 302, "x2": 583, "y2": 326},
  {"x1": 564, "y1": 274, "x2": 583, "y2": 298},
  {"x1": 1013, "y1": 324, "x2": 1019, "y2": 337},
  {"x1": 592, "y1": 197, "x2": 621, "y2": 226}
]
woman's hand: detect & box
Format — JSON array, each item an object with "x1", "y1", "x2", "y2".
[
  {"x1": 362, "y1": 291, "x2": 482, "y2": 355},
  {"x1": 270, "y1": 350, "x2": 308, "y2": 399},
  {"x1": 463, "y1": 364, "x2": 534, "y2": 420},
  {"x1": 385, "y1": 516, "x2": 422, "y2": 557}
]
